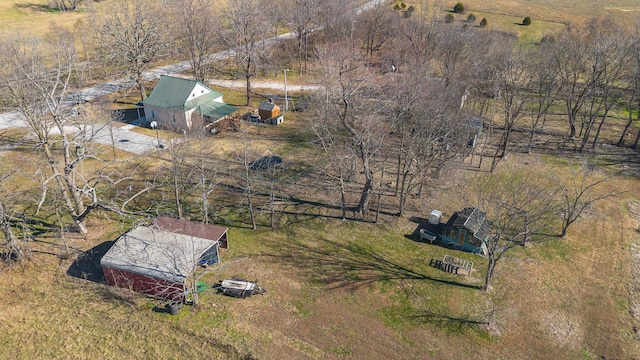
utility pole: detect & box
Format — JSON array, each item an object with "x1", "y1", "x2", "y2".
[{"x1": 283, "y1": 69, "x2": 289, "y2": 111}]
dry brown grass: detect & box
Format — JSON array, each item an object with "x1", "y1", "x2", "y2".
[
  {"x1": 1, "y1": 2, "x2": 640, "y2": 358},
  {"x1": 454, "y1": 0, "x2": 640, "y2": 25},
  {"x1": 0, "y1": 0, "x2": 90, "y2": 37},
  {"x1": 1, "y1": 146, "x2": 639, "y2": 359}
]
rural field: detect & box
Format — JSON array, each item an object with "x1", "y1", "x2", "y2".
[
  {"x1": 0, "y1": 118, "x2": 639, "y2": 359},
  {"x1": 0, "y1": 0, "x2": 639, "y2": 359}
]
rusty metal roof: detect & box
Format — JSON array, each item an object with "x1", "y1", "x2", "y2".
[
  {"x1": 153, "y1": 216, "x2": 228, "y2": 242},
  {"x1": 100, "y1": 226, "x2": 217, "y2": 284}
]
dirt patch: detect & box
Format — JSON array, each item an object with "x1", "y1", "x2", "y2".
[{"x1": 543, "y1": 309, "x2": 583, "y2": 348}]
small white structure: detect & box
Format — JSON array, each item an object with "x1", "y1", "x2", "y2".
[{"x1": 429, "y1": 210, "x2": 442, "y2": 225}]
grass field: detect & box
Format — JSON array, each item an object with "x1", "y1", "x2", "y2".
[
  {"x1": 1, "y1": 110, "x2": 639, "y2": 358},
  {"x1": 0, "y1": 0, "x2": 90, "y2": 36},
  {"x1": 450, "y1": 0, "x2": 640, "y2": 25},
  {"x1": 1, "y1": 1, "x2": 640, "y2": 359},
  {"x1": 1, "y1": 0, "x2": 639, "y2": 39}
]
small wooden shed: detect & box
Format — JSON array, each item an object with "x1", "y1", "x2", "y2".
[{"x1": 258, "y1": 100, "x2": 280, "y2": 121}]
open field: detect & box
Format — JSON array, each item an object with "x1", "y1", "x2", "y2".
[
  {"x1": 1, "y1": 0, "x2": 639, "y2": 39},
  {"x1": 0, "y1": 0, "x2": 90, "y2": 36},
  {"x1": 1, "y1": 107, "x2": 639, "y2": 358},
  {"x1": 0, "y1": 0, "x2": 639, "y2": 358},
  {"x1": 449, "y1": 0, "x2": 640, "y2": 25}
]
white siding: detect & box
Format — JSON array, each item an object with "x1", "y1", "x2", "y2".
[{"x1": 190, "y1": 83, "x2": 210, "y2": 99}]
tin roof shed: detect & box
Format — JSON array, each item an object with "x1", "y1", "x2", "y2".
[{"x1": 100, "y1": 219, "x2": 229, "y2": 300}]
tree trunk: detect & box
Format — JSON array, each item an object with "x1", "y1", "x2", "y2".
[
  {"x1": 591, "y1": 113, "x2": 608, "y2": 149},
  {"x1": 247, "y1": 192, "x2": 256, "y2": 230},
  {"x1": 483, "y1": 255, "x2": 496, "y2": 291},
  {"x1": 0, "y1": 203, "x2": 23, "y2": 262},
  {"x1": 245, "y1": 55, "x2": 252, "y2": 106},
  {"x1": 339, "y1": 176, "x2": 347, "y2": 220},
  {"x1": 136, "y1": 69, "x2": 146, "y2": 100},
  {"x1": 174, "y1": 176, "x2": 183, "y2": 219},
  {"x1": 617, "y1": 117, "x2": 634, "y2": 146},
  {"x1": 43, "y1": 143, "x2": 89, "y2": 234},
  {"x1": 567, "y1": 103, "x2": 577, "y2": 137},
  {"x1": 355, "y1": 151, "x2": 374, "y2": 218}
]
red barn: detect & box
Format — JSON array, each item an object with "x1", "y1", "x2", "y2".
[{"x1": 100, "y1": 218, "x2": 228, "y2": 301}]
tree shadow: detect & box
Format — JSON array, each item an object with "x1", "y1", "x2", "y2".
[
  {"x1": 264, "y1": 237, "x2": 480, "y2": 291},
  {"x1": 66, "y1": 240, "x2": 115, "y2": 283},
  {"x1": 406, "y1": 309, "x2": 490, "y2": 335}
]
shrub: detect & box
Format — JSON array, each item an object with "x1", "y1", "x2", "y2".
[
  {"x1": 453, "y1": 2, "x2": 465, "y2": 13},
  {"x1": 480, "y1": 18, "x2": 488, "y2": 27},
  {"x1": 445, "y1": 13, "x2": 455, "y2": 23},
  {"x1": 523, "y1": 16, "x2": 532, "y2": 26},
  {"x1": 467, "y1": 13, "x2": 476, "y2": 23},
  {"x1": 407, "y1": 5, "x2": 415, "y2": 12}
]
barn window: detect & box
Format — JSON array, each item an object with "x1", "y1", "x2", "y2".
[
  {"x1": 172, "y1": 114, "x2": 176, "y2": 123},
  {"x1": 151, "y1": 110, "x2": 155, "y2": 119}
]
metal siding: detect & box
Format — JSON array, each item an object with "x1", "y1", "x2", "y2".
[{"x1": 103, "y1": 266, "x2": 185, "y2": 301}]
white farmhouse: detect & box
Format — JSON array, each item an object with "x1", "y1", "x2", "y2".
[{"x1": 140, "y1": 75, "x2": 237, "y2": 132}]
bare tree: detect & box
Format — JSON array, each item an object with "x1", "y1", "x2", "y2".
[
  {"x1": 465, "y1": 163, "x2": 558, "y2": 291},
  {"x1": 394, "y1": 1, "x2": 440, "y2": 69},
  {"x1": 551, "y1": 26, "x2": 599, "y2": 139},
  {"x1": 278, "y1": 0, "x2": 326, "y2": 73},
  {"x1": 92, "y1": 0, "x2": 169, "y2": 100},
  {"x1": 310, "y1": 110, "x2": 355, "y2": 220},
  {"x1": 578, "y1": 19, "x2": 630, "y2": 151},
  {"x1": 386, "y1": 73, "x2": 468, "y2": 216},
  {"x1": 548, "y1": 158, "x2": 617, "y2": 238},
  {"x1": 314, "y1": 42, "x2": 387, "y2": 218},
  {"x1": 527, "y1": 43, "x2": 559, "y2": 153},
  {"x1": 0, "y1": 167, "x2": 28, "y2": 263},
  {"x1": 161, "y1": 138, "x2": 196, "y2": 219},
  {"x1": 260, "y1": 154, "x2": 284, "y2": 229},
  {"x1": 618, "y1": 25, "x2": 640, "y2": 148},
  {"x1": 489, "y1": 41, "x2": 534, "y2": 172},
  {"x1": 169, "y1": 0, "x2": 219, "y2": 83},
  {"x1": 433, "y1": 23, "x2": 477, "y2": 89},
  {"x1": 222, "y1": 0, "x2": 271, "y2": 105},
  {"x1": 233, "y1": 127, "x2": 258, "y2": 229},
  {"x1": 0, "y1": 31, "x2": 105, "y2": 234},
  {"x1": 360, "y1": 1, "x2": 397, "y2": 57},
  {"x1": 193, "y1": 136, "x2": 219, "y2": 224}
]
